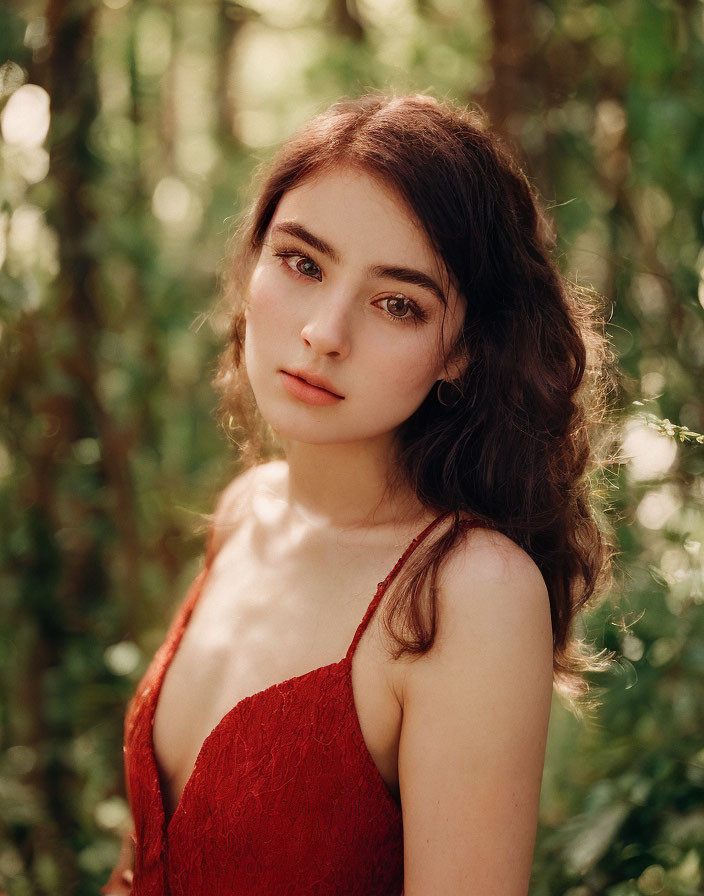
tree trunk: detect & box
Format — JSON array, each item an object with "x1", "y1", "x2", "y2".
[{"x1": 482, "y1": 0, "x2": 536, "y2": 139}]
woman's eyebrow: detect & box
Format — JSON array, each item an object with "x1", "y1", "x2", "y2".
[
  {"x1": 270, "y1": 222, "x2": 340, "y2": 263},
  {"x1": 271, "y1": 220, "x2": 445, "y2": 303},
  {"x1": 369, "y1": 265, "x2": 446, "y2": 304}
]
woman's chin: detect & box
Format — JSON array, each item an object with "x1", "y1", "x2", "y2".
[
  {"x1": 258, "y1": 409, "x2": 347, "y2": 446},
  {"x1": 260, "y1": 413, "x2": 394, "y2": 451}
]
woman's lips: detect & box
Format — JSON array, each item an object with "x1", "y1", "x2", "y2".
[{"x1": 279, "y1": 370, "x2": 345, "y2": 406}]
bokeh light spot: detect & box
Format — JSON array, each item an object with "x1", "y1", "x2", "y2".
[
  {"x1": 636, "y1": 485, "x2": 681, "y2": 530},
  {"x1": 104, "y1": 641, "x2": 141, "y2": 676},
  {"x1": 620, "y1": 419, "x2": 678, "y2": 481},
  {"x1": 152, "y1": 176, "x2": 191, "y2": 223},
  {"x1": 1, "y1": 84, "x2": 51, "y2": 148},
  {"x1": 94, "y1": 796, "x2": 131, "y2": 832}
]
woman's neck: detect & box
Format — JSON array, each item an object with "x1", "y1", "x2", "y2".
[{"x1": 281, "y1": 437, "x2": 421, "y2": 531}]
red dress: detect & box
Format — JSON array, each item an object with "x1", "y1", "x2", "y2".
[{"x1": 123, "y1": 512, "x2": 477, "y2": 895}]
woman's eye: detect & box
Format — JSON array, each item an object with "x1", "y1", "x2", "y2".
[
  {"x1": 380, "y1": 295, "x2": 414, "y2": 319},
  {"x1": 274, "y1": 250, "x2": 322, "y2": 281},
  {"x1": 294, "y1": 257, "x2": 321, "y2": 279},
  {"x1": 375, "y1": 294, "x2": 430, "y2": 324}
]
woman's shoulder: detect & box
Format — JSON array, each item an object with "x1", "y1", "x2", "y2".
[
  {"x1": 210, "y1": 460, "x2": 288, "y2": 555},
  {"x1": 434, "y1": 519, "x2": 552, "y2": 654},
  {"x1": 399, "y1": 516, "x2": 553, "y2": 707},
  {"x1": 448, "y1": 520, "x2": 548, "y2": 597}
]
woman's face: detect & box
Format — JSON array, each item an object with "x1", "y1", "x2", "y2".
[{"x1": 244, "y1": 165, "x2": 466, "y2": 448}]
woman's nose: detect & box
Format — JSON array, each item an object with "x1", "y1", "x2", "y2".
[{"x1": 300, "y1": 299, "x2": 352, "y2": 360}]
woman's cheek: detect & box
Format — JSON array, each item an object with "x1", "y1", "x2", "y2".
[
  {"x1": 247, "y1": 269, "x2": 277, "y2": 319},
  {"x1": 251, "y1": 270, "x2": 306, "y2": 342},
  {"x1": 379, "y1": 333, "x2": 445, "y2": 396}
]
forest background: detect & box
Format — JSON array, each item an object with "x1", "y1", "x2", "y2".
[{"x1": 1, "y1": 0, "x2": 703, "y2": 894}]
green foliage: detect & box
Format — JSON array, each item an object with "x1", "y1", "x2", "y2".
[{"x1": 1, "y1": 0, "x2": 702, "y2": 893}]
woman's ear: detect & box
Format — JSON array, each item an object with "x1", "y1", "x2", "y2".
[
  {"x1": 443, "y1": 359, "x2": 467, "y2": 383},
  {"x1": 442, "y1": 338, "x2": 470, "y2": 383},
  {"x1": 439, "y1": 295, "x2": 470, "y2": 381}
]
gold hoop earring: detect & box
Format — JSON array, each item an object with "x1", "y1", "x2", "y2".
[{"x1": 436, "y1": 379, "x2": 462, "y2": 408}]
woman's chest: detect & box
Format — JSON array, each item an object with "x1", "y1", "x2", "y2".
[{"x1": 151, "y1": 537, "x2": 406, "y2": 820}]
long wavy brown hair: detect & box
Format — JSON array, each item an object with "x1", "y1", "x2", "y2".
[{"x1": 212, "y1": 94, "x2": 619, "y2": 701}]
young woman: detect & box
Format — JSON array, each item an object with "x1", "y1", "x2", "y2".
[{"x1": 103, "y1": 93, "x2": 615, "y2": 895}]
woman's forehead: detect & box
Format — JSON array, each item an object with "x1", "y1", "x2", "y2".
[{"x1": 270, "y1": 165, "x2": 446, "y2": 278}]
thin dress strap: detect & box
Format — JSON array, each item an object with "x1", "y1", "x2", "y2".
[{"x1": 345, "y1": 511, "x2": 454, "y2": 662}]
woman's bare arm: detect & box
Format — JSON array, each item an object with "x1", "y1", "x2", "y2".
[{"x1": 398, "y1": 529, "x2": 554, "y2": 895}]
